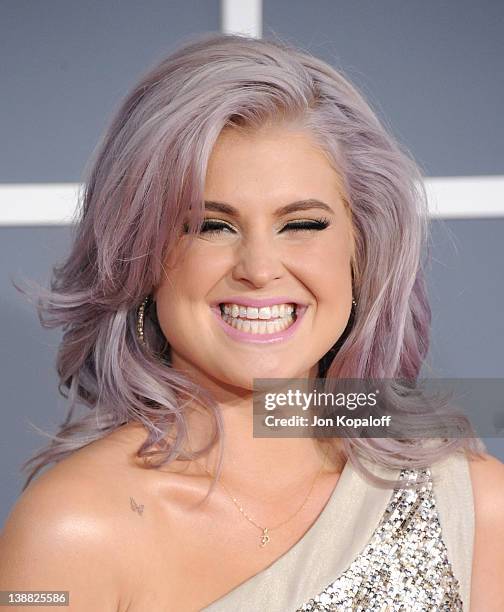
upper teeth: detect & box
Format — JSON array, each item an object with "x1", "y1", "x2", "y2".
[{"x1": 221, "y1": 303, "x2": 296, "y2": 319}]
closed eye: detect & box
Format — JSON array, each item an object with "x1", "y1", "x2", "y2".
[
  {"x1": 193, "y1": 217, "x2": 331, "y2": 236},
  {"x1": 281, "y1": 218, "x2": 330, "y2": 232}
]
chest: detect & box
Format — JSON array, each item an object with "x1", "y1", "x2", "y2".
[{"x1": 120, "y1": 494, "x2": 328, "y2": 612}]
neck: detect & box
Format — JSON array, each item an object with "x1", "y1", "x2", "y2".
[{"x1": 177, "y1": 394, "x2": 344, "y2": 496}]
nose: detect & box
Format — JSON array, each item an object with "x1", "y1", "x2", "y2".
[{"x1": 231, "y1": 231, "x2": 284, "y2": 287}]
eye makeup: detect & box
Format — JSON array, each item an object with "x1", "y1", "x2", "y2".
[{"x1": 196, "y1": 216, "x2": 331, "y2": 236}]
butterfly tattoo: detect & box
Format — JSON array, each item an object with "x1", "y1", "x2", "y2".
[{"x1": 130, "y1": 496, "x2": 144, "y2": 516}]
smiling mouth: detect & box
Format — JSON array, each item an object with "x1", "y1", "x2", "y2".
[{"x1": 218, "y1": 303, "x2": 298, "y2": 335}]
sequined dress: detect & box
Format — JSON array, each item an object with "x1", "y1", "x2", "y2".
[{"x1": 201, "y1": 451, "x2": 474, "y2": 612}]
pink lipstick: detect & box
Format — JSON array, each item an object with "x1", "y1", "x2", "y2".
[{"x1": 210, "y1": 303, "x2": 308, "y2": 344}]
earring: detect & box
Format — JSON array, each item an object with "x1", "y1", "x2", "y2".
[
  {"x1": 137, "y1": 295, "x2": 150, "y2": 345},
  {"x1": 137, "y1": 296, "x2": 356, "y2": 345}
]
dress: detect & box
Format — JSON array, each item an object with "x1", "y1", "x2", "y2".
[{"x1": 201, "y1": 450, "x2": 474, "y2": 612}]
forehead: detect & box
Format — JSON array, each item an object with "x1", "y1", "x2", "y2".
[{"x1": 204, "y1": 126, "x2": 346, "y2": 209}]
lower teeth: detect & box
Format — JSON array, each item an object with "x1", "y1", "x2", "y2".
[{"x1": 221, "y1": 313, "x2": 295, "y2": 334}]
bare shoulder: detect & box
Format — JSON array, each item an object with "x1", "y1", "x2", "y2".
[
  {"x1": 468, "y1": 451, "x2": 504, "y2": 611},
  {"x1": 469, "y1": 451, "x2": 504, "y2": 512},
  {"x1": 0, "y1": 425, "x2": 151, "y2": 611}
]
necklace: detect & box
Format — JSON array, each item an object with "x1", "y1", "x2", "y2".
[{"x1": 194, "y1": 446, "x2": 329, "y2": 548}]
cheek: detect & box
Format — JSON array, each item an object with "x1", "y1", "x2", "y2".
[
  {"x1": 155, "y1": 246, "x2": 221, "y2": 302},
  {"x1": 296, "y1": 237, "x2": 353, "y2": 289},
  {"x1": 174, "y1": 241, "x2": 230, "y2": 283},
  {"x1": 154, "y1": 248, "x2": 226, "y2": 334}
]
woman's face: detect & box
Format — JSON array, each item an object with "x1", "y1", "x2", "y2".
[{"x1": 154, "y1": 126, "x2": 355, "y2": 391}]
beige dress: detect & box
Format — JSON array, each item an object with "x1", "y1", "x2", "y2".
[{"x1": 201, "y1": 450, "x2": 474, "y2": 612}]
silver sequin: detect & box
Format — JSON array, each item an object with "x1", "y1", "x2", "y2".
[{"x1": 296, "y1": 468, "x2": 463, "y2": 611}]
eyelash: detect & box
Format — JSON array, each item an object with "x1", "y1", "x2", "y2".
[{"x1": 194, "y1": 217, "x2": 331, "y2": 236}]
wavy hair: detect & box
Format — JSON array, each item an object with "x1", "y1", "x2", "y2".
[{"x1": 15, "y1": 32, "x2": 484, "y2": 493}]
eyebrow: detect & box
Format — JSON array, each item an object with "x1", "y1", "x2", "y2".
[{"x1": 203, "y1": 199, "x2": 335, "y2": 218}]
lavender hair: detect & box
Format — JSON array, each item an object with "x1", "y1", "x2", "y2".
[{"x1": 15, "y1": 32, "x2": 485, "y2": 494}]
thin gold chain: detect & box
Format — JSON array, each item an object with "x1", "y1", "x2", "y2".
[{"x1": 193, "y1": 445, "x2": 329, "y2": 547}]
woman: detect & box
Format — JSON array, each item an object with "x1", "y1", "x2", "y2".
[{"x1": 1, "y1": 32, "x2": 503, "y2": 611}]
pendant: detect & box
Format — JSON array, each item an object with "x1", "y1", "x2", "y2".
[{"x1": 260, "y1": 527, "x2": 270, "y2": 547}]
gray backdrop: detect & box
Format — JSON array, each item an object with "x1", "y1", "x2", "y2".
[{"x1": 1, "y1": 1, "x2": 503, "y2": 526}]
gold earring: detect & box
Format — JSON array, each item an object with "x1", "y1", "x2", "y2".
[
  {"x1": 136, "y1": 296, "x2": 356, "y2": 345},
  {"x1": 136, "y1": 296, "x2": 149, "y2": 345}
]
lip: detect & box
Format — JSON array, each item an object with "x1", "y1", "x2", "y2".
[
  {"x1": 210, "y1": 303, "x2": 308, "y2": 344},
  {"x1": 210, "y1": 296, "x2": 307, "y2": 308}
]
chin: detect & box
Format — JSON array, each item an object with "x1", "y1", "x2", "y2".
[{"x1": 225, "y1": 363, "x2": 310, "y2": 390}]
